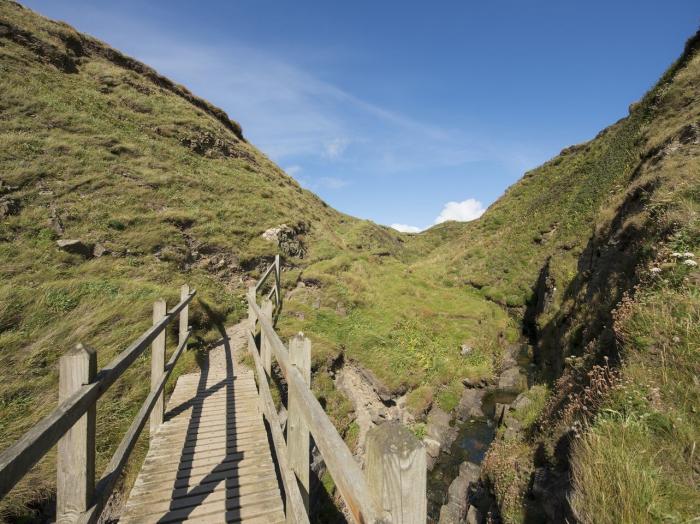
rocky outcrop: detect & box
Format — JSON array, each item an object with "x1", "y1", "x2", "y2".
[
  {"x1": 56, "y1": 239, "x2": 94, "y2": 258},
  {"x1": 424, "y1": 407, "x2": 457, "y2": 470},
  {"x1": 438, "y1": 461, "x2": 480, "y2": 524},
  {"x1": 261, "y1": 222, "x2": 308, "y2": 258},
  {"x1": 334, "y1": 362, "x2": 410, "y2": 459}
]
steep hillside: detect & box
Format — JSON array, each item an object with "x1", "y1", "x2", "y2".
[{"x1": 413, "y1": 31, "x2": 699, "y2": 523}]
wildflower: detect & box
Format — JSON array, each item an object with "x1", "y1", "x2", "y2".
[
  {"x1": 650, "y1": 267, "x2": 662, "y2": 274},
  {"x1": 683, "y1": 252, "x2": 695, "y2": 258},
  {"x1": 671, "y1": 252, "x2": 683, "y2": 258},
  {"x1": 683, "y1": 259, "x2": 698, "y2": 267}
]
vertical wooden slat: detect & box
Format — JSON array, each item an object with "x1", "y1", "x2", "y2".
[
  {"x1": 57, "y1": 344, "x2": 96, "y2": 524},
  {"x1": 179, "y1": 285, "x2": 189, "y2": 349},
  {"x1": 274, "y1": 254, "x2": 282, "y2": 309},
  {"x1": 150, "y1": 299, "x2": 166, "y2": 437},
  {"x1": 365, "y1": 422, "x2": 427, "y2": 524},
  {"x1": 260, "y1": 299, "x2": 273, "y2": 376},
  {"x1": 287, "y1": 333, "x2": 311, "y2": 517},
  {"x1": 247, "y1": 286, "x2": 257, "y2": 333}
]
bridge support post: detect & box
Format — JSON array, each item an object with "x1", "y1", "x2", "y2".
[
  {"x1": 274, "y1": 254, "x2": 282, "y2": 309},
  {"x1": 287, "y1": 333, "x2": 311, "y2": 517},
  {"x1": 260, "y1": 299, "x2": 273, "y2": 376},
  {"x1": 179, "y1": 285, "x2": 190, "y2": 348},
  {"x1": 150, "y1": 299, "x2": 167, "y2": 438},
  {"x1": 365, "y1": 422, "x2": 427, "y2": 524},
  {"x1": 57, "y1": 344, "x2": 96, "y2": 523},
  {"x1": 247, "y1": 287, "x2": 257, "y2": 333}
]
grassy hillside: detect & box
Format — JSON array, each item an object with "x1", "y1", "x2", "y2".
[{"x1": 461, "y1": 32, "x2": 699, "y2": 523}]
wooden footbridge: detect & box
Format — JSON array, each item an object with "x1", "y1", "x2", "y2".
[{"x1": 0, "y1": 257, "x2": 426, "y2": 523}]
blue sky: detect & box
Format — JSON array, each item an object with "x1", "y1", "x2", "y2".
[{"x1": 22, "y1": 1, "x2": 699, "y2": 231}]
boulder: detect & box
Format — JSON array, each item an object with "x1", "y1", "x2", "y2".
[
  {"x1": 56, "y1": 239, "x2": 94, "y2": 258},
  {"x1": 511, "y1": 392, "x2": 533, "y2": 411},
  {"x1": 466, "y1": 504, "x2": 482, "y2": 524},
  {"x1": 438, "y1": 462, "x2": 480, "y2": 524},
  {"x1": 461, "y1": 376, "x2": 482, "y2": 388},
  {"x1": 494, "y1": 403, "x2": 508, "y2": 425},
  {"x1": 456, "y1": 388, "x2": 485, "y2": 421},
  {"x1": 0, "y1": 196, "x2": 20, "y2": 218},
  {"x1": 498, "y1": 367, "x2": 527, "y2": 393},
  {"x1": 93, "y1": 243, "x2": 109, "y2": 257}
]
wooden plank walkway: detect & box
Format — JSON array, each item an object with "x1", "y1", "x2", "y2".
[{"x1": 121, "y1": 326, "x2": 285, "y2": 523}]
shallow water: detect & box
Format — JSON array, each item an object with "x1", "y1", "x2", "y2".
[{"x1": 426, "y1": 417, "x2": 496, "y2": 520}]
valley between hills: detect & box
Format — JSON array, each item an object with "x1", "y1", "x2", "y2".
[{"x1": 0, "y1": 2, "x2": 699, "y2": 523}]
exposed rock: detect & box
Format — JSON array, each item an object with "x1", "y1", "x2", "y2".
[
  {"x1": 425, "y1": 407, "x2": 457, "y2": 470},
  {"x1": 456, "y1": 388, "x2": 486, "y2": 421},
  {"x1": 511, "y1": 392, "x2": 533, "y2": 411},
  {"x1": 498, "y1": 367, "x2": 527, "y2": 393},
  {"x1": 466, "y1": 504, "x2": 481, "y2": 524},
  {"x1": 461, "y1": 376, "x2": 482, "y2": 388},
  {"x1": 334, "y1": 362, "x2": 406, "y2": 459},
  {"x1": 56, "y1": 239, "x2": 94, "y2": 258},
  {"x1": 93, "y1": 243, "x2": 109, "y2": 257},
  {"x1": 261, "y1": 222, "x2": 308, "y2": 258},
  {"x1": 355, "y1": 365, "x2": 394, "y2": 402},
  {"x1": 460, "y1": 343, "x2": 473, "y2": 356},
  {"x1": 438, "y1": 462, "x2": 480, "y2": 524},
  {"x1": 0, "y1": 196, "x2": 20, "y2": 218},
  {"x1": 494, "y1": 403, "x2": 508, "y2": 425},
  {"x1": 50, "y1": 206, "x2": 64, "y2": 235}
]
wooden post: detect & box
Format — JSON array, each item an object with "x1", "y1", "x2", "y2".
[
  {"x1": 274, "y1": 254, "x2": 282, "y2": 309},
  {"x1": 150, "y1": 299, "x2": 166, "y2": 438},
  {"x1": 179, "y1": 284, "x2": 189, "y2": 348},
  {"x1": 247, "y1": 286, "x2": 257, "y2": 333},
  {"x1": 287, "y1": 333, "x2": 311, "y2": 516},
  {"x1": 57, "y1": 344, "x2": 96, "y2": 524},
  {"x1": 260, "y1": 298, "x2": 273, "y2": 376},
  {"x1": 365, "y1": 422, "x2": 427, "y2": 524}
]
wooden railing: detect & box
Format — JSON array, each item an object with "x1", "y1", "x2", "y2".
[
  {"x1": 0, "y1": 284, "x2": 196, "y2": 524},
  {"x1": 248, "y1": 257, "x2": 427, "y2": 523}
]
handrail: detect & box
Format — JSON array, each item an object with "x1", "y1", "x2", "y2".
[
  {"x1": 0, "y1": 286, "x2": 195, "y2": 520},
  {"x1": 79, "y1": 329, "x2": 191, "y2": 524},
  {"x1": 246, "y1": 331, "x2": 309, "y2": 524},
  {"x1": 248, "y1": 296, "x2": 381, "y2": 523},
  {"x1": 248, "y1": 257, "x2": 426, "y2": 523}
]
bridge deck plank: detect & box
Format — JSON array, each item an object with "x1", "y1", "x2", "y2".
[{"x1": 121, "y1": 333, "x2": 284, "y2": 523}]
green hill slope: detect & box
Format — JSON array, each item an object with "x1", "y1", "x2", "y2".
[{"x1": 414, "y1": 31, "x2": 699, "y2": 523}]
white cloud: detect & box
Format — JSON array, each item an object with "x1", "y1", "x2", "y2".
[
  {"x1": 390, "y1": 223, "x2": 422, "y2": 233},
  {"x1": 285, "y1": 165, "x2": 302, "y2": 176},
  {"x1": 434, "y1": 198, "x2": 485, "y2": 224}
]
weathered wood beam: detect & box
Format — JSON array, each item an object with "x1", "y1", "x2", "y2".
[
  {"x1": 247, "y1": 331, "x2": 309, "y2": 524},
  {"x1": 0, "y1": 291, "x2": 195, "y2": 499},
  {"x1": 247, "y1": 297, "x2": 381, "y2": 524}
]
